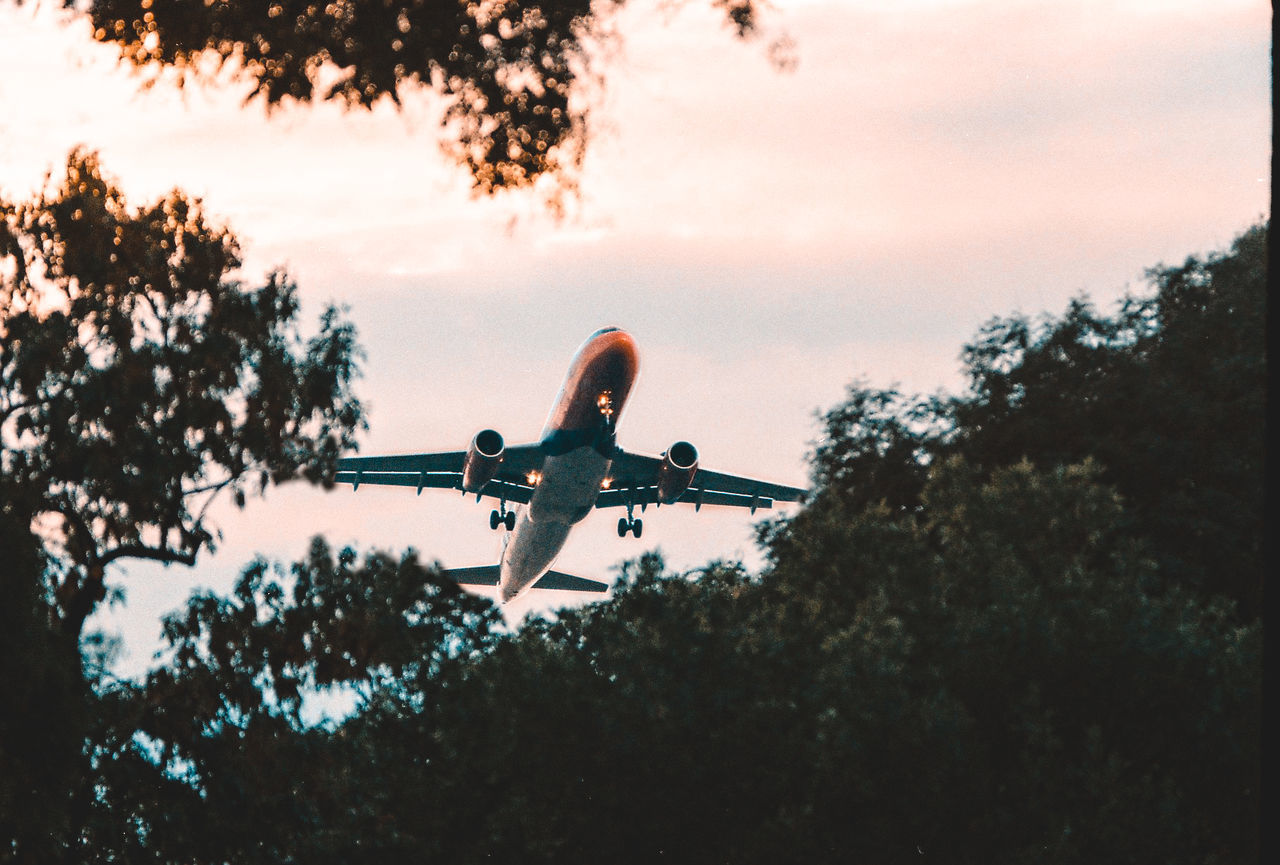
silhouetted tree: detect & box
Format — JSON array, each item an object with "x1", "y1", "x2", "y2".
[
  {"x1": 397, "y1": 459, "x2": 1259, "y2": 863},
  {"x1": 770, "y1": 221, "x2": 1266, "y2": 620},
  {"x1": 945, "y1": 222, "x2": 1266, "y2": 618},
  {"x1": 1, "y1": 150, "x2": 365, "y2": 645},
  {"x1": 5, "y1": 199, "x2": 1261, "y2": 863},
  {"x1": 0, "y1": 483, "x2": 87, "y2": 862},
  {"x1": 83, "y1": 540, "x2": 500, "y2": 863},
  {"x1": 1, "y1": 151, "x2": 364, "y2": 861}
]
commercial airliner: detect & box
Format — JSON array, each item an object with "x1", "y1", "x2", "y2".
[{"x1": 335, "y1": 328, "x2": 807, "y2": 601}]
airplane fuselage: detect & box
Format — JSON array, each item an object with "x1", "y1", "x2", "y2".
[{"x1": 498, "y1": 328, "x2": 639, "y2": 600}]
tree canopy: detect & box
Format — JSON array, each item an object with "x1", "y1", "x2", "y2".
[
  {"x1": 1, "y1": 150, "x2": 365, "y2": 642},
  {"x1": 68, "y1": 459, "x2": 1261, "y2": 863},
  {"x1": 780, "y1": 221, "x2": 1267, "y2": 622},
  {"x1": 60, "y1": 0, "x2": 770, "y2": 202}
]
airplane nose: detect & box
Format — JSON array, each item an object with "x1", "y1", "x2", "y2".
[{"x1": 594, "y1": 328, "x2": 639, "y2": 380}]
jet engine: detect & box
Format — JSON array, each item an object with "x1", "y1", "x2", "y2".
[
  {"x1": 462, "y1": 429, "x2": 505, "y2": 492},
  {"x1": 656, "y1": 441, "x2": 699, "y2": 504}
]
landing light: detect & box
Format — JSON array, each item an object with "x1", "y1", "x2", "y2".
[
  {"x1": 526, "y1": 470, "x2": 543, "y2": 486},
  {"x1": 601, "y1": 477, "x2": 613, "y2": 490}
]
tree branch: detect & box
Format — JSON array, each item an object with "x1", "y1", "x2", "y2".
[{"x1": 97, "y1": 543, "x2": 198, "y2": 569}]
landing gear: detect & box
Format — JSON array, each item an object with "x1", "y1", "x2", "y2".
[
  {"x1": 490, "y1": 506, "x2": 516, "y2": 531},
  {"x1": 617, "y1": 516, "x2": 643, "y2": 538},
  {"x1": 617, "y1": 488, "x2": 644, "y2": 538}
]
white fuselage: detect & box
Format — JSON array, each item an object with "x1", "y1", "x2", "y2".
[{"x1": 496, "y1": 328, "x2": 639, "y2": 601}]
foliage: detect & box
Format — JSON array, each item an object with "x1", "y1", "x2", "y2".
[
  {"x1": 82, "y1": 539, "x2": 501, "y2": 863},
  {"x1": 0, "y1": 485, "x2": 87, "y2": 862},
  {"x1": 751, "y1": 459, "x2": 1260, "y2": 863},
  {"x1": 773, "y1": 221, "x2": 1266, "y2": 621},
  {"x1": 1, "y1": 150, "x2": 365, "y2": 642},
  {"x1": 944, "y1": 222, "x2": 1266, "y2": 618},
  {"x1": 65, "y1": 0, "x2": 768, "y2": 203},
  {"x1": 3, "y1": 219, "x2": 1262, "y2": 861},
  {"x1": 73, "y1": 447, "x2": 1261, "y2": 863}
]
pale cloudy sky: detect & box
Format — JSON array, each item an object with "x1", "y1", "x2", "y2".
[{"x1": 0, "y1": 0, "x2": 1269, "y2": 673}]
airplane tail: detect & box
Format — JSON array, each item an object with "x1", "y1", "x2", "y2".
[{"x1": 441, "y1": 565, "x2": 609, "y2": 594}]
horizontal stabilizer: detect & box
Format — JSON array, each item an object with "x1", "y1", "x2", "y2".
[
  {"x1": 442, "y1": 566, "x2": 609, "y2": 594},
  {"x1": 531, "y1": 571, "x2": 610, "y2": 593},
  {"x1": 442, "y1": 565, "x2": 500, "y2": 586}
]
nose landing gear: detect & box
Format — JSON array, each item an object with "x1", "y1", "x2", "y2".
[{"x1": 617, "y1": 491, "x2": 643, "y2": 538}]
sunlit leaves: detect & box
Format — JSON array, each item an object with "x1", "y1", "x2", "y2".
[{"x1": 78, "y1": 0, "x2": 765, "y2": 203}]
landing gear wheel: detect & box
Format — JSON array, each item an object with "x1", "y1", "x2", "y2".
[
  {"x1": 618, "y1": 517, "x2": 629, "y2": 538},
  {"x1": 504, "y1": 510, "x2": 516, "y2": 531},
  {"x1": 632, "y1": 518, "x2": 643, "y2": 539},
  {"x1": 490, "y1": 510, "x2": 501, "y2": 531}
]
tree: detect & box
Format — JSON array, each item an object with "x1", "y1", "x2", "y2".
[
  {"x1": 5, "y1": 190, "x2": 1260, "y2": 862},
  {"x1": 93, "y1": 458, "x2": 1256, "y2": 864},
  {"x1": 83, "y1": 539, "x2": 501, "y2": 863},
  {"x1": 1, "y1": 149, "x2": 365, "y2": 644},
  {"x1": 1, "y1": 149, "x2": 365, "y2": 862},
  {"x1": 946, "y1": 222, "x2": 1267, "y2": 618},
  {"x1": 770, "y1": 221, "x2": 1266, "y2": 621},
  {"x1": 754, "y1": 459, "x2": 1260, "y2": 863},
  {"x1": 61, "y1": 0, "x2": 772, "y2": 204},
  {"x1": 0, "y1": 482, "x2": 87, "y2": 862}
]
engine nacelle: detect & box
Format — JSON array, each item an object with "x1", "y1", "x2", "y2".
[
  {"x1": 657, "y1": 441, "x2": 699, "y2": 504},
  {"x1": 462, "y1": 429, "x2": 505, "y2": 492}
]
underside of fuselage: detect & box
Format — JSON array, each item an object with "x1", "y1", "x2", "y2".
[
  {"x1": 496, "y1": 328, "x2": 639, "y2": 601},
  {"x1": 498, "y1": 445, "x2": 613, "y2": 600}
]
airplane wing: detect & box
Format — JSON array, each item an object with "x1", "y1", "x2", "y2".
[
  {"x1": 334, "y1": 443, "x2": 546, "y2": 503},
  {"x1": 599, "y1": 447, "x2": 808, "y2": 513}
]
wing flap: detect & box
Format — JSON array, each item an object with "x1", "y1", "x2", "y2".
[
  {"x1": 595, "y1": 487, "x2": 775, "y2": 511},
  {"x1": 335, "y1": 470, "x2": 461, "y2": 492},
  {"x1": 679, "y1": 488, "x2": 775, "y2": 510},
  {"x1": 333, "y1": 443, "x2": 544, "y2": 502},
  {"x1": 337, "y1": 452, "x2": 465, "y2": 473}
]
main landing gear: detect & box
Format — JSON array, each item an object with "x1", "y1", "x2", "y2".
[
  {"x1": 617, "y1": 516, "x2": 643, "y2": 538},
  {"x1": 617, "y1": 486, "x2": 643, "y2": 538},
  {"x1": 490, "y1": 506, "x2": 515, "y2": 532}
]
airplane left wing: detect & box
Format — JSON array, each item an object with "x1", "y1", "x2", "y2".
[
  {"x1": 600, "y1": 447, "x2": 808, "y2": 513},
  {"x1": 334, "y1": 443, "x2": 546, "y2": 502}
]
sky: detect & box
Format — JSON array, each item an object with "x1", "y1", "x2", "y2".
[{"x1": 0, "y1": 0, "x2": 1270, "y2": 676}]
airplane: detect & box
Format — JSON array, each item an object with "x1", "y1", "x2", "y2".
[{"x1": 334, "y1": 327, "x2": 807, "y2": 602}]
